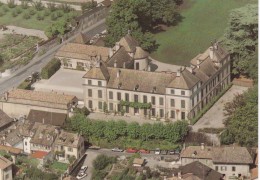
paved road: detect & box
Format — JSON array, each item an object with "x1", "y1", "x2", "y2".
[{"x1": 0, "y1": 19, "x2": 106, "y2": 95}]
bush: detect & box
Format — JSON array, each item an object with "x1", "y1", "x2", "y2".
[
  {"x1": 11, "y1": 10, "x2": 17, "y2": 17},
  {"x1": 74, "y1": 107, "x2": 90, "y2": 116},
  {"x1": 0, "y1": 2, "x2": 3, "y2": 6},
  {"x1": 7, "y1": 0, "x2": 16, "y2": 8},
  {"x1": 23, "y1": 12, "x2": 31, "y2": 19},
  {"x1": 33, "y1": 0, "x2": 44, "y2": 11},
  {"x1": 41, "y1": 58, "x2": 61, "y2": 79},
  {"x1": 2, "y1": 6, "x2": 9, "y2": 12},
  {"x1": 16, "y1": 7, "x2": 22, "y2": 14},
  {"x1": 58, "y1": 3, "x2": 72, "y2": 13},
  {"x1": 44, "y1": 10, "x2": 50, "y2": 16},
  {"x1": 18, "y1": 81, "x2": 31, "y2": 90},
  {"x1": 51, "y1": 13, "x2": 58, "y2": 21},
  {"x1": 29, "y1": 9, "x2": 36, "y2": 15},
  {"x1": 47, "y1": 2, "x2": 56, "y2": 12},
  {"x1": 36, "y1": 13, "x2": 44, "y2": 20},
  {"x1": 0, "y1": 11, "x2": 5, "y2": 17},
  {"x1": 93, "y1": 155, "x2": 116, "y2": 170},
  {"x1": 198, "y1": 128, "x2": 225, "y2": 134},
  {"x1": 56, "y1": 10, "x2": 63, "y2": 18},
  {"x1": 21, "y1": 1, "x2": 29, "y2": 9}
]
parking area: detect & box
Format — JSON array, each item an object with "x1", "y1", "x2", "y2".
[
  {"x1": 192, "y1": 85, "x2": 249, "y2": 131},
  {"x1": 33, "y1": 68, "x2": 86, "y2": 100},
  {"x1": 81, "y1": 151, "x2": 100, "y2": 180}
]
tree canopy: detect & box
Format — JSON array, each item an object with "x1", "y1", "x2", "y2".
[
  {"x1": 222, "y1": 4, "x2": 258, "y2": 79},
  {"x1": 105, "y1": 0, "x2": 179, "y2": 51},
  {"x1": 221, "y1": 86, "x2": 258, "y2": 146}
]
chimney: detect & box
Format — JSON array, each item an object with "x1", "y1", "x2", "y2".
[
  {"x1": 209, "y1": 42, "x2": 214, "y2": 59},
  {"x1": 42, "y1": 118, "x2": 45, "y2": 124},
  {"x1": 117, "y1": 69, "x2": 121, "y2": 78},
  {"x1": 115, "y1": 42, "x2": 120, "y2": 51},
  {"x1": 4, "y1": 92, "x2": 8, "y2": 101},
  {"x1": 114, "y1": 60, "x2": 117, "y2": 68},
  {"x1": 201, "y1": 143, "x2": 205, "y2": 150},
  {"x1": 109, "y1": 48, "x2": 113, "y2": 58},
  {"x1": 176, "y1": 69, "x2": 181, "y2": 77},
  {"x1": 96, "y1": 61, "x2": 101, "y2": 68},
  {"x1": 148, "y1": 64, "x2": 151, "y2": 71}
]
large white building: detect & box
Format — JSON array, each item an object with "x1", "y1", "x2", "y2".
[{"x1": 82, "y1": 35, "x2": 231, "y2": 121}]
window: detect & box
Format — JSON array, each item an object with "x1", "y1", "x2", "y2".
[
  {"x1": 160, "y1": 109, "x2": 164, "y2": 118},
  {"x1": 151, "y1": 96, "x2": 155, "y2": 105},
  {"x1": 192, "y1": 98, "x2": 194, "y2": 107},
  {"x1": 98, "y1": 81, "x2": 102, "y2": 86},
  {"x1": 197, "y1": 93, "x2": 199, "y2": 102},
  {"x1": 117, "y1": 92, "x2": 121, "y2": 100},
  {"x1": 88, "y1": 80, "x2": 92, "y2": 85},
  {"x1": 134, "y1": 108, "x2": 139, "y2": 114},
  {"x1": 181, "y1": 112, "x2": 185, "y2": 120},
  {"x1": 181, "y1": 91, "x2": 185, "y2": 95},
  {"x1": 5, "y1": 174, "x2": 9, "y2": 179},
  {"x1": 136, "y1": 62, "x2": 139, "y2": 70},
  {"x1": 109, "y1": 91, "x2": 113, "y2": 99},
  {"x1": 232, "y1": 166, "x2": 236, "y2": 172},
  {"x1": 117, "y1": 104, "x2": 121, "y2": 111},
  {"x1": 181, "y1": 100, "x2": 185, "y2": 108},
  {"x1": 88, "y1": 100, "x2": 92, "y2": 108},
  {"x1": 109, "y1": 103, "x2": 113, "y2": 111},
  {"x1": 98, "y1": 90, "x2": 102, "y2": 98},
  {"x1": 134, "y1": 95, "x2": 138, "y2": 102},
  {"x1": 170, "y1": 99, "x2": 175, "y2": 107},
  {"x1": 170, "y1": 110, "x2": 175, "y2": 118},
  {"x1": 215, "y1": 166, "x2": 218, "y2": 171},
  {"x1": 159, "y1": 97, "x2": 164, "y2": 105},
  {"x1": 98, "y1": 102, "x2": 102, "y2": 110},
  {"x1": 171, "y1": 89, "x2": 175, "y2": 94},
  {"x1": 221, "y1": 166, "x2": 227, "y2": 171},
  {"x1": 88, "y1": 89, "x2": 92, "y2": 97},
  {"x1": 143, "y1": 95, "x2": 147, "y2": 103},
  {"x1": 151, "y1": 108, "x2": 156, "y2": 116},
  {"x1": 144, "y1": 109, "x2": 147, "y2": 116},
  {"x1": 68, "y1": 147, "x2": 73, "y2": 152},
  {"x1": 125, "y1": 93, "x2": 129, "y2": 101},
  {"x1": 125, "y1": 106, "x2": 129, "y2": 113},
  {"x1": 25, "y1": 142, "x2": 27, "y2": 146}
]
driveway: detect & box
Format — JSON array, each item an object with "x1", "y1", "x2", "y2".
[
  {"x1": 82, "y1": 151, "x2": 100, "y2": 180},
  {"x1": 192, "y1": 85, "x2": 249, "y2": 132},
  {"x1": 33, "y1": 68, "x2": 87, "y2": 100}
]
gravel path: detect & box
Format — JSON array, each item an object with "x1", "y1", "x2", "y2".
[
  {"x1": 149, "y1": 56, "x2": 181, "y2": 72},
  {"x1": 0, "y1": 26, "x2": 48, "y2": 40}
]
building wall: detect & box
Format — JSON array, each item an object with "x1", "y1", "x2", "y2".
[
  {"x1": 30, "y1": 143, "x2": 52, "y2": 152},
  {"x1": 0, "y1": 102, "x2": 69, "y2": 118},
  {"x1": 23, "y1": 137, "x2": 31, "y2": 154},
  {"x1": 213, "y1": 164, "x2": 250, "y2": 178},
  {"x1": 0, "y1": 166, "x2": 12, "y2": 180}
]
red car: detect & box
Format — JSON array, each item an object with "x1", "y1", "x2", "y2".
[
  {"x1": 126, "y1": 148, "x2": 138, "y2": 153},
  {"x1": 139, "y1": 149, "x2": 150, "y2": 154}
]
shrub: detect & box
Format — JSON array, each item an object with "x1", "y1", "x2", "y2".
[
  {"x1": 44, "y1": 10, "x2": 50, "y2": 16},
  {"x1": 33, "y1": 1, "x2": 44, "y2": 11},
  {"x1": 41, "y1": 58, "x2": 61, "y2": 79},
  {"x1": 58, "y1": 3, "x2": 71, "y2": 13},
  {"x1": 0, "y1": 11, "x2": 5, "y2": 17},
  {"x1": 11, "y1": 10, "x2": 17, "y2": 17},
  {"x1": 7, "y1": 0, "x2": 16, "y2": 8},
  {"x1": 56, "y1": 10, "x2": 63, "y2": 18},
  {"x1": 23, "y1": 12, "x2": 30, "y2": 19},
  {"x1": 29, "y1": 9, "x2": 36, "y2": 15},
  {"x1": 21, "y1": 1, "x2": 29, "y2": 9},
  {"x1": 51, "y1": 13, "x2": 57, "y2": 21},
  {"x1": 36, "y1": 13, "x2": 44, "y2": 20},
  {"x1": 93, "y1": 155, "x2": 116, "y2": 170},
  {"x1": 2, "y1": 6, "x2": 9, "y2": 12},
  {"x1": 16, "y1": 7, "x2": 22, "y2": 14},
  {"x1": 74, "y1": 107, "x2": 90, "y2": 116},
  {"x1": 18, "y1": 81, "x2": 31, "y2": 90},
  {"x1": 47, "y1": 2, "x2": 56, "y2": 12},
  {"x1": 0, "y1": 2, "x2": 3, "y2": 6}
]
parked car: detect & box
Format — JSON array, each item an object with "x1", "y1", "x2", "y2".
[
  {"x1": 76, "y1": 166, "x2": 88, "y2": 179},
  {"x1": 155, "y1": 148, "x2": 160, "y2": 155},
  {"x1": 168, "y1": 150, "x2": 175, "y2": 155},
  {"x1": 139, "y1": 149, "x2": 150, "y2": 154},
  {"x1": 126, "y1": 148, "x2": 138, "y2": 153},
  {"x1": 112, "y1": 147, "x2": 124, "y2": 152}
]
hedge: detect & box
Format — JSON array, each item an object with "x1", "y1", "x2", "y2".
[
  {"x1": 41, "y1": 58, "x2": 61, "y2": 79},
  {"x1": 18, "y1": 81, "x2": 31, "y2": 90}
]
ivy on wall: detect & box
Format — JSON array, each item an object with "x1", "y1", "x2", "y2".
[{"x1": 120, "y1": 100, "x2": 151, "y2": 109}]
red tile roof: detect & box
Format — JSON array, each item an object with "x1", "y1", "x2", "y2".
[{"x1": 31, "y1": 151, "x2": 48, "y2": 159}]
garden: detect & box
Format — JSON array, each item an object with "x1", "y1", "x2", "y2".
[
  {"x1": 0, "y1": 34, "x2": 41, "y2": 72},
  {"x1": 0, "y1": 1, "x2": 79, "y2": 31},
  {"x1": 150, "y1": 0, "x2": 257, "y2": 65}
]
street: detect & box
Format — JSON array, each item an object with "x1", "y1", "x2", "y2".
[{"x1": 0, "y1": 19, "x2": 106, "y2": 95}]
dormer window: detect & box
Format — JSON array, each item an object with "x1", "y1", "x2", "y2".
[
  {"x1": 152, "y1": 86, "x2": 156, "y2": 93},
  {"x1": 134, "y1": 84, "x2": 139, "y2": 91},
  {"x1": 118, "y1": 82, "x2": 122, "y2": 89}
]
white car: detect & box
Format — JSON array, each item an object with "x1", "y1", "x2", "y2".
[
  {"x1": 76, "y1": 166, "x2": 88, "y2": 179},
  {"x1": 155, "y1": 148, "x2": 160, "y2": 155},
  {"x1": 112, "y1": 147, "x2": 124, "y2": 152}
]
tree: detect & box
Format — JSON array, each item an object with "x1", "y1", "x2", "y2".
[
  {"x1": 105, "y1": 0, "x2": 156, "y2": 51},
  {"x1": 45, "y1": 19, "x2": 69, "y2": 37},
  {"x1": 222, "y1": 4, "x2": 258, "y2": 78},
  {"x1": 127, "y1": 122, "x2": 140, "y2": 139},
  {"x1": 221, "y1": 86, "x2": 258, "y2": 146}
]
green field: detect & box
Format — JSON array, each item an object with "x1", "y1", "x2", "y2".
[
  {"x1": 151, "y1": 0, "x2": 257, "y2": 65},
  {"x1": 0, "y1": 4, "x2": 78, "y2": 30}
]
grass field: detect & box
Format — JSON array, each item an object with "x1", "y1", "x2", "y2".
[
  {"x1": 151, "y1": 0, "x2": 257, "y2": 65},
  {"x1": 0, "y1": 4, "x2": 78, "y2": 30}
]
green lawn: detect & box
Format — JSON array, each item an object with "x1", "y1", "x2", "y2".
[
  {"x1": 0, "y1": 4, "x2": 78, "y2": 30},
  {"x1": 151, "y1": 0, "x2": 257, "y2": 65},
  {"x1": 50, "y1": 161, "x2": 69, "y2": 172}
]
